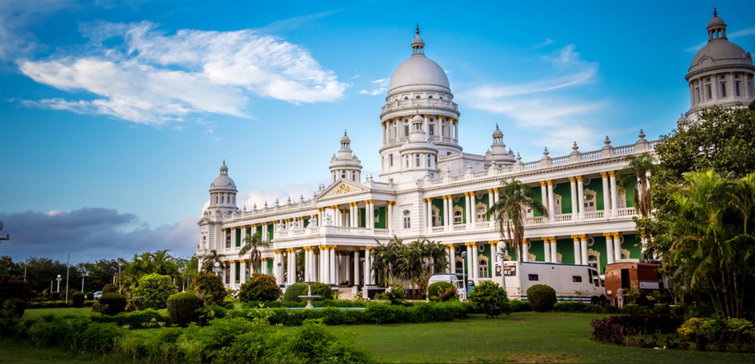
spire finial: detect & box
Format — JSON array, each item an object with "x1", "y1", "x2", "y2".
[
  {"x1": 713, "y1": 7, "x2": 717, "y2": 17},
  {"x1": 416, "y1": 23, "x2": 420, "y2": 35},
  {"x1": 496, "y1": 123, "x2": 499, "y2": 130},
  {"x1": 344, "y1": 129, "x2": 347, "y2": 136}
]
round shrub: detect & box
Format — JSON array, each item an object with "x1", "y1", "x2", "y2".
[
  {"x1": 132, "y1": 273, "x2": 177, "y2": 310},
  {"x1": 86, "y1": 291, "x2": 94, "y2": 300},
  {"x1": 102, "y1": 283, "x2": 118, "y2": 294},
  {"x1": 468, "y1": 281, "x2": 510, "y2": 318},
  {"x1": 427, "y1": 282, "x2": 455, "y2": 302},
  {"x1": 310, "y1": 282, "x2": 335, "y2": 300},
  {"x1": 50, "y1": 292, "x2": 60, "y2": 300},
  {"x1": 167, "y1": 292, "x2": 200, "y2": 327},
  {"x1": 239, "y1": 273, "x2": 282, "y2": 302},
  {"x1": 527, "y1": 284, "x2": 557, "y2": 312},
  {"x1": 99, "y1": 293, "x2": 127, "y2": 316},
  {"x1": 282, "y1": 283, "x2": 308, "y2": 302},
  {"x1": 72, "y1": 292, "x2": 86, "y2": 308},
  {"x1": 2, "y1": 297, "x2": 26, "y2": 318},
  {"x1": 188, "y1": 272, "x2": 225, "y2": 304}
]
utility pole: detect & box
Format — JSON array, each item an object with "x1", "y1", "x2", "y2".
[{"x1": 65, "y1": 253, "x2": 70, "y2": 303}]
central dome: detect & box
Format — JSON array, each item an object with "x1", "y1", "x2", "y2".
[{"x1": 388, "y1": 55, "x2": 450, "y2": 92}]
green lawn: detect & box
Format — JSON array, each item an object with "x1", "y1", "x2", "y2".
[
  {"x1": 329, "y1": 312, "x2": 755, "y2": 363},
  {"x1": 0, "y1": 339, "x2": 97, "y2": 363},
  {"x1": 22, "y1": 307, "x2": 97, "y2": 320}
]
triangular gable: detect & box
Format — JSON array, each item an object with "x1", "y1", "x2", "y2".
[
  {"x1": 197, "y1": 217, "x2": 213, "y2": 226},
  {"x1": 317, "y1": 179, "x2": 368, "y2": 200}
]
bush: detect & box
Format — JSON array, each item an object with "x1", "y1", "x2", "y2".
[
  {"x1": 376, "y1": 285, "x2": 405, "y2": 305},
  {"x1": 468, "y1": 281, "x2": 510, "y2": 318},
  {"x1": 102, "y1": 283, "x2": 117, "y2": 294},
  {"x1": 678, "y1": 317, "x2": 755, "y2": 352},
  {"x1": 527, "y1": 284, "x2": 556, "y2": 312},
  {"x1": 591, "y1": 315, "x2": 685, "y2": 346},
  {"x1": 86, "y1": 291, "x2": 94, "y2": 300},
  {"x1": 310, "y1": 282, "x2": 335, "y2": 300},
  {"x1": 2, "y1": 297, "x2": 26, "y2": 318},
  {"x1": 49, "y1": 292, "x2": 60, "y2": 300},
  {"x1": 282, "y1": 283, "x2": 308, "y2": 302},
  {"x1": 90, "y1": 308, "x2": 170, "y2": 328},
  {"x1": 239, "y1": 273, "x2": 282, "y2": 302},
  {"x1": 99, "y1": 293, "x2": 127, "y2": 316},
  {"x1": 72, "y1": 292, "x2": 85, "y2": 308},
  {"x1": 188, "y1": 272, "x2": 225, "y2": 305},
  {"x1": 132, "y1": 273, "x2": 177, "y2": 310},
  {"x1": 0, "y1": 276, "x2": 33, "y2": 304},
  {"x1": 167, "y1": 292, "x2": 200, "y2": 327},
  {"x1": 427, "y1": 282, "x2": 458, "y2": 302}
]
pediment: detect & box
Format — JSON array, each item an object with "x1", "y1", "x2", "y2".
[
  {"x1": 317, "y1": 180, "x2": 368, "y2": 200},
  {"x1": 197, "y1": 217, "x2": 213, "y2": 226}
]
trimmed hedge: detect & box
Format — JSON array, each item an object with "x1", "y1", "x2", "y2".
[
  {"x1": 282, "y1": 283, "x2": 308, "y2": 302},
  {"x1": 99, "y1": 293, "x2": 127, "y2": 316},
  {"x1": 230, "y1": 301, "x2": 468, "y2": 326},
  {"x1": 72, "y1": 292, "x2": 85, "y2": 308},
  {"x1": 90, "y1": 308, "x2": 170, "y2": 328},
  {"x1": 591, "y1": 314, "x2": 685, "y2": 346},
  {"x1": 243, "y1": 299, "x2": 366, "y2": 309},
  {"x1": 468, "y1": 281, "x2": 509, "y2": 318},
  {"x1": 167, "y1": 292, "x2": 200, "y2": 327},
  {"x1": 310, "y1": 282, "x2": 335, "y2": 300},
  {"x1": 239, "y1": 273, "x2": 282, "y2": 302},
  {"x1": 527, "y1": 284, "x2": 556, "y2": 312},
  {"x1": 27, "y1": 300, "x2": 97, "y2": 309}
]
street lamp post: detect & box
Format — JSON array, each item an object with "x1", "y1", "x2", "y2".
[
  {"x1": 56, "y1": 274, "x2": 62, "y2": 293},
  {"x1": 461, "y1": 251, "x2": 467, "y2": 301},
  {"x1": 81, "y1": 272, "x2": 88, "y2": 292}
]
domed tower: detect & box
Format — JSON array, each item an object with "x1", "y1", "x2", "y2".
[
  {"x1": 685, "y1": 9, "x2": 755, "y2": 120},
  {"x1": 208, "y1": 161, "x2": 238, "y2": 214},
  {"x1": 484, "y1": 124, "x2": 516, "y2": 166},
  {"x1": 329, "y1": 131, "x2": 363, "y2": 183},
  {"x1": 397, "y1": 112, "x2": 440, "y2": 180},
  {"x1": 380, "y1": 26, "x2": 461, "y2": 181}
]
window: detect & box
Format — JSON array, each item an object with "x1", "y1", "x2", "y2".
[
  {"x1": 528, "y1": 274, "x2": 539, "y2": 281},
  {"x1": 429, "y1": 124, "x2": 434, "y2": 135},
  {"x1": 478, "y1": 260, "x2": 488, "y2": 278},
  {"x1": 706, "y1": 84, "x2": 712, "y2": 100},
  {"x1": 404, "y1": 125, "x2": 409, "y2": 136},
  {"x1": 454, "y1": 210, "x2": 463, "y2": 224},
  {"x1": 583, "y1": 192, "x2": 596, "y2": 211},
  {"x1": 476, "y1": 207, "x2": 486, "y2": 221},
  {"x1": 455, "y1": 261, "x2": 463, "y2": 271},
  {"x1": 225, "y1": 233, "x2": 231, "y2": 249},
  {"x1": 352, "y1": 171, "x2": 356, "y2": 181},
  {"x1": 736, "y1": 81, "x2": 741, "y2": 96},
  {"x1": 721, "y1": 82, "x2": 727, "y2": 97},
  {"x1": 572, "y1": 276, "x2": 582, "y2": 283},
  {"x1": 215, "y1": 195, "x2": 218, "y2": 203},
  {"x1": 588, "y1": 255, "x2": 598, "y2": 270},
  {"x1": 403, "y1": 210, "x2": 411, "y2": 229},
  {"x1": 389, "y1": 154, "x2": 393, "y2": 167},
  {"x1": 432, "y1": 209, "x2": 439, "y2": 226},
  {"x1": 405, "y1": 156, "x2": 409, "y2": 168},
  {"x1": 202, "y1": 236, "x2": 206, "y2": 247},
  {"x1": 341, "y1": 171, "x2": 346, "y2": 179},
  {"x1": 428, "y1": 95, "x2": 433, "y2": 99},
  {"x1": 416, "y1": 95, "x2": 420, "y2": 99},
  {"x1": 696, "y1": 87, "x2": 701, "y2": 103},
  {"x1": 415, "y1": 154, "x2": 420, "y2": 167}
]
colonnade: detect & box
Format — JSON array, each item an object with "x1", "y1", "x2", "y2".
[
  {"x1": 382, "y1": 115, "x2": 459, "y2": 144},
  {"x1": 265, "y1": 245, "x2": 375, "y2": 287}
]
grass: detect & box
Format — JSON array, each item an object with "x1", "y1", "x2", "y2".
[
  {"x1": 329, "y1": 312, "x2": 755, "y2": 363},
  {"x1": 0, "y1": 339, "x2": 97, "y2": 363},
  {"x1": 22, "y1": 306, "x2": 97, "y2": 320}
]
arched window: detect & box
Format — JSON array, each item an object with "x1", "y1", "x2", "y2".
[
  {"x1": 587, "y1": 254, "x2": 598, "y2": 270},
  {"x1": 454, "y1": 210, "x2": 463, "y2": 224},
  {"x1": 403, "y1": 210, "x2": 411, "y2": 229},
  {"x1": 478, "y1": 259, "x2": 489, "y2": 278},
  {"x1": 415, "y1": 154, "x2": 420, "y2": 167},
  {"x1": 476, "y1": 207, "x2": 486, "y2": 221},
  {"x1": 583, "y1": 189, "x2": 597, "y2": 212},
  {"x1": 202, "y1": 236, "x2": 207, "y2": 247},
  {"x1": 225, "y1": 233, "x2": 231, "y2": 249},
  {"x1": 455, "y1": 260, "x2": 463, "y2": 271}
]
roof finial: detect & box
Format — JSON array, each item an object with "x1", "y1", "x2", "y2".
[
  {"x1": 344, "y1": 129, "x2": 347, "y2": 136},
  {"x1": 496, "y1": 123, "x2": 499, "y2": 130},
  {"x1": 713, "y1": 7, "x2": 717, "y2": 17},
  {"x1": 416, "y1": 23, "x2": 420, "y2": 35}
]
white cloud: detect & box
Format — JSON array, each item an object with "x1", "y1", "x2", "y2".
[
  {"x1": 359, "y1": 78, "x2": 389, "y2": 96},
  {"x1": 531, "y1": 38, "x2": 555, "y2": 49},
  {"x1": 18, "y1": 21, "x2": 347, "y2": 125},
  {"x1": 237, "y1": 180, "x2": 327, "y2": 211}
]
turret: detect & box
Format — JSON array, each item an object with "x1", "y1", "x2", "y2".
[{"x1": 329, "y1": 131, "x2": 363, "y2": 183}]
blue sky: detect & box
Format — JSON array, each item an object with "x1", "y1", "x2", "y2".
[{"x1": 1, "y1": 0, "x2": 754, "y2": 264}]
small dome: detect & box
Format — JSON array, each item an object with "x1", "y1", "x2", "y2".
[
  {"x1": 690, "y1": 40, "x2": 752, "y2": 72},
  {"x1": 708, "y1": 16, "x2": 725, "y2": 28},
  {"x1": 677, "y1": 114, "x2": 688, "y2": 123},
  {"x1": 388, "y1": 28, "x2": 450, "y2": 94},
  {"x1": 492, "y1": 125, "x2": 503, "y2": 138},
  {"x1": 412, "y1": 112, "x2": 423, "y2": 123},
  {"x1": 340, "y1": 131, "x2": 351, "y2": 145},
  {"x1": 412, "y1": 34, "x2": 424, "y2": 48},
  {"x1": 211, "y1": 174, "x2": 236, "y2": 190}
]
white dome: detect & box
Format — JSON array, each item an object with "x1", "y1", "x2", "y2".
[
  {"x1": 211, "y1": 174, "x2": 236, "y2": 190},
  {"x1": 388, "y1": 55, "x2": 450, "y2": 93},
  {"x1": 690, "y1": 40, "x2": 752, "y2": 73}
]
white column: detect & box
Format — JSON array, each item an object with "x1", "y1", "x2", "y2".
[
  {"x1": 466, "y1": 244, "x2": 475, "y2": 281},
  {"x1": 364, "y1": 248, "x2": 372, "y2": 285},
  {"x1": 572, "y1": 236, "x2": 581, "y2": 265},
  {"x1": 454, "y1": 121, "x2": 459, "y2": 141},
  {"x1": 448, "y1": 244, "x2": 456, "y2": 273},
  {"x1": 240, "y1": 261, "x2": 247, "y2": 283},
  {"x1": 609, "y1": 171, "x2": 619, "y2": 217},
  {"x1": 443, "y1": 197, "x2": 450, "y2": 229},
  {"x1": 522, "y1": 240, "x2": 529, "y2": 262},
  {"x1": 353, "y1": 250, "x2": 360, "y2": 286},
  {"x1": 613, "y1": 233, "x2": 622, "y2": 262},
  {"x1": 307, "y1": 249, "x2": 314, "y2": 281},
  {"x1": 543, "y1": 239, "x2": 551, "y2": 263},
  {"x1": 387, "y1": 203, "x2": 394, "y2": 232},
  {"x1": 350, "y1": 203, "x2": 356, "y2": 227},
  {"x1": 329, "y1": 247, "x2": 336, "y2": 285},
  {"x1": 287, "y1": 250, "x2": 295, "y2": 285},
  {"x1": 230, "y1": 261, "x2": 237, "y2": 286},
  {"x1": 273, "y1": 252, "x2": 280, "y2": 285},
  {"x1": 550, "y1": 238, "x2": 558, "y2": 263},
  {"x1": 569, "y1": 178, "x2": 578, "y2": 219},
  {"x1": 577, "y1": 176, "x2": 585, "y2": 220},
  {"x1": 540, "y1": 182, "x2": 548, "y2": 214},
  {"x1": 470, "y1": 192, "x2": 476, "y2": 225},
  {"x1": 366, "y1": 201, "x2": 374, "y2": 229},
  {"x1": 547, "y1": 181, "x2": 555, "y2": 222},
  {"x1": 601, "y1": 172, "x2": 611, "y2": 217},
  {"x1": 605, "y1": 234, "x2": 615, "y2": 265},
  {"x1": 321, "y1": 247, "x2": 329, "y2": 284},
  {"x1": 426, "y1": 198, "x2": 433, "y2": 229},
  {"x1": 580, "y1": 236, "x2": 588, "y2": 266}
]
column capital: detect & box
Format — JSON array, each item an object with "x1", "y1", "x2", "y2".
[
  {"x1": 364, "y1": 246, "x2": 372, "y2": 252},
  {"x1": 331, "y1": 205, "x2": 339, "y2": 210},
  {"x1": 463, "y1": 192, "x2": 470, "y2": 197},
  {"x1": 576, "y1": 176, "x2": 583, "y2": 182},
  {"x1": 568, "y1": 177, "x2": 575, "y2": 183},
  {"x1": 444, "y1": 243, "x2": 456, "y2": 247},
  {"x1": 612, "y1": 232, "x2": 622, "y2": 239},
  {"x1": 539, "y1": 181, "x2": 547, "y2": 187},
  {"x1": 487, "y1": 189, "x2": 493, "y2": 194},
  {"x1": 600, "y1": 172, "x2": 608, "y2": 178},
  {"x1": 286, "y1": 248, "x2": 295, "y2": 253},
  {"x1": 250, "y1": 223, "x2": 257, "y2": 228},
  {"x1": 570, "y1": 235, "x2": 580, "y2": 240},
  {"x1": 522, "y1": 239, "x2": 529, "y2": 244},
  {"x1": 273, "y1": 249, "x2": 282, "y2": 254},
  {"x1": 603, "y1": 232, "x2": 613, "y2": 238},
  {"x1": 578, "y1": 234, "x2": 587, "y2": 239},
  {"x1": 441, "y1": 195, "x2": 448, "y2": 200},
  {"x1": 230, "y1": 226, "x2": 236, "y2": 230},
  {"x1": 546, "y1": 180, "x2": 553, "y2": 186},
  {"x1": 608, "y1": 171, "x2": 616, "y2": 178},
  {"x1": 488, "y1": 240, "x2": 499, "y2": 247},
  {"x1": 387, "y1": 201, "x2": 396, "y2": 206}
]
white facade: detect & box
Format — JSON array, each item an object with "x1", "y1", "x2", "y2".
[{"x1": 196, "y1": 15, "x2": 754, "y2": 290}]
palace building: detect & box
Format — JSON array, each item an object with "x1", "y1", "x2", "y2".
[{"x1": 195, "y1": 12, "x2": 754, "y2": 290}]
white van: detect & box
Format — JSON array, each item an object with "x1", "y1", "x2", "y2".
[
  {"x1": 427, "y1": 273, "x2": 467, "y2": 301},
  {"x1": 502, "y1": 261, "x2": 604, "y2": 303}
]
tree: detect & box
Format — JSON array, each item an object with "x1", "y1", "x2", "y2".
[
  {"x1": 239, "y1": 231, "x2": 268, "y2": 274},
  {"x1": 619, "y1": 153, "x2": 656, "y2": 219},
  {"x1": 665, "y1": 170, "x2": 755, "y2": 319},
  {"x1": 371, "y1": 237, "x2": 448, "y2": 288},
  {"x1": 201, "y1": 249, "x2": 224, "y2": 273},
  {"x1": 487, "y1": 179, "x2": 548, "y2": 261},
  {"x1": 132, "y1": 273, "x2": 177, "y2": 310}
]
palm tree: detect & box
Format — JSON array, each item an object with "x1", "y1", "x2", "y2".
[
  {"x1": 487, "y1": 179, "x2": 548, "y2": 262},
  {"x1": 371, "y1": 235, "x2": 403, "y2": 286},
  {"x1": 423, "y1": 240, "x2": 448, "y2": 275},
  {"x1": 202, "y1": 249, "x2": 224, "y2": 273},
  {"x1": 239, "y1": 231, "x2": 267, "y2": 274},
  {"x1": 619, "y1": 153, "x2": 656, "y2": 218},
  {"x1": 152, "y1": 250, "x2": 179, "y2": 277}
]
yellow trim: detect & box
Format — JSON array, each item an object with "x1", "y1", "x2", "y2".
[
  {"x1": 576, "y1": 176, "x2": 583, "y2": 182},
  {"x1": 540, "y1": 181, "x2": 546, "y2": 187},
  {"x1": 609, "y1": 171, "x2": 616, "y2": 178},
  {"x1": 546, "y1": 180, "x2": 553, "y2": 186},
  {"x1": 568, "y1": 177, "x2": 575, "y2": 183}
]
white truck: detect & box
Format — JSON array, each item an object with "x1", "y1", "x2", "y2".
[{"x1": 501, "y1": 261, "x2": 604, "y2": 303}]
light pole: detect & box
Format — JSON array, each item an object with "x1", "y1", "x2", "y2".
[
  {"x1": 213, "y1": 262, "x2": 221, "y2": 276},
  {"x1": 81, "y1": 272, "x2": 88, "y2": 292},
  {"x1": 56, "y1": 274, "x2": 62, "y2": 293},
  {"x1": 118, "y1": 261, "x2": 122, "y2": 293},
  {"x1": 496, "y1": 249, "x2": 507, "y2": 292},
  {"x1": 461, "y1": 251, "x2": 467, "y2": 301}
]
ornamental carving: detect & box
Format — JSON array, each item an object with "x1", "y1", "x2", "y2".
[{"x1": 326, "y1": 183, "x2": 364, "y2": 197}]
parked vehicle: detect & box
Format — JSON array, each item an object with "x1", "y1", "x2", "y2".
[
  {"x1": 93, "y1": 291, "x2": 102, "y2": 300},
  {"x1": 503, "y1": 261, "x2": 604, "y2": 303},
  {"x1": 603, "y1": 262, "x2": 671, "y2": 301},
  {"x1": 427, "y1": 273, "x2": 467, "y2": 301}
]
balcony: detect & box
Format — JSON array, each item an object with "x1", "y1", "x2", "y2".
[{"x1": 273, "y1": 225, "x2": 392, "y2": 241}]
